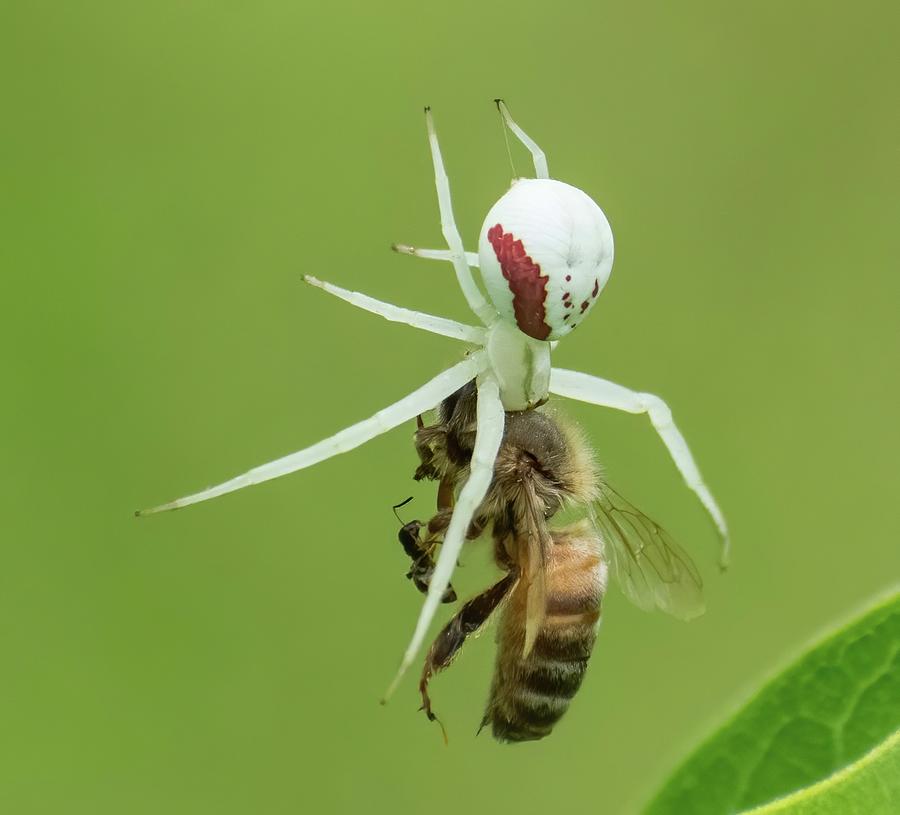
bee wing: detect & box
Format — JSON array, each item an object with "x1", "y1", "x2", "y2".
[
  {"x1": 519, "y1": 484, "x2": 552, "y2": 655},
  {"x1": 591, "y1": 482, "x2": 705, "y2": 621}
]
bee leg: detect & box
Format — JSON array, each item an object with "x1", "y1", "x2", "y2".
[
  {"x1": 437, "y1": 475, "x2": 455, "y2": 513},
  {"x1": 426, "y1": 508, "x2": 485, "y2": 543},
  {"x1": 413, "y1": 421, "x2": 446, "y2": 481},
  {"x1": 419, "y1": 573, "x2": 518, "y2": 735}
]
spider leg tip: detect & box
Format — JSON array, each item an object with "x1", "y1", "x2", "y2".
[
  {"x1": 136, "y1": 502, "x2": 169, "y2": 517},
  {"x1": 718, "y1": 533, "x2": 732, "y2": 572}
]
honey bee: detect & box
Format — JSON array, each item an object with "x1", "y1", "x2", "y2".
[{"x1": 406, "y1": 381, "x2": 704, "y2": 742}]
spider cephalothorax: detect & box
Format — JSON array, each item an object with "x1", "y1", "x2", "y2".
[{"x1": 139, "y1": 101, "x2": 729, "y2": 701}]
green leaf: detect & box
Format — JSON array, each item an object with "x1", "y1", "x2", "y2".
[
  {"x1": 740, "y1": 730, "x2": 900, "y2": 814},
  {"x1": 643, "y1": 591, "x2": 900, "y2": 815}
]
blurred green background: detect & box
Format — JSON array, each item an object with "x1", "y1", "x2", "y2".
[{"x1": 2, "y1": 2, "x2": 899, "y2": 813}]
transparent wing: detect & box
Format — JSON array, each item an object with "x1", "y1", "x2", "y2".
[{"x1": 590, "y1": 482, "x2": 705, "y2": 621}]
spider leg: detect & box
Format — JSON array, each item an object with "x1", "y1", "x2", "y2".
[
  {"x1": 383, "y1": 374, "x2": 505, "y2": 701},
  {"x1": 137, "y1": 353, "x2": 487, "y2": 516},
  {"x1": 495, "y1": 99, "x2": 549, "y2": 180},
  {"x1": 549, "y1": 367, "x2": 731, "y2": 569},
  {"x1": 303, "y1": 276, "x2": 484, "y2": 344},
  {"x1": 391, "y1": 244, "x2": 480, "y2": 268},
  {"x1": 424, "y1": 108, "x2": 497, "y2": 327}
]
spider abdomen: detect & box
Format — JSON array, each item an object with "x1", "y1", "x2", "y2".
[{"x1": 478, "y1": 179, "x2": 614, "y2": 341}]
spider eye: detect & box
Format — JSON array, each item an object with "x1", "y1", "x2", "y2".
[{"x1": 477, "y1": 179, "x2": 614, "y2": 341}]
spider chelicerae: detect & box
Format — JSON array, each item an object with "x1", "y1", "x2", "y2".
[{"x1": 139, "y1": 101, "x2": 729, "y2": 700}]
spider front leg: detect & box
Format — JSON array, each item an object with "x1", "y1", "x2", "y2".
[
  {"x1": 424, "y1": 108, "x2": 497, "y2": 326},
  {"x1": 495, "y1": 99, "x2": 549, "y2": 179},
  {"x1": 549, "y1": 367, "x2": 731, "y2": 568},
  {"x1": 383, "y1": 374, "x2": 505, "y2": 701},
  {"x1": 137, "y1": 354, "x2": 486, "y2": 515}
]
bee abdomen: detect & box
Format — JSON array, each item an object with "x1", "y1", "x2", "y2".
[
  {"x1": 489, "y1": 623, "x2": 597, "y2": 742},
  {"x1": 483, "y1": 522, "x2": 606, "y2": 743}
]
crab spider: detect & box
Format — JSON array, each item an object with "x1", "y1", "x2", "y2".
[{"x1": 139, "y1": 101, "x2": 729, "y2": 702}]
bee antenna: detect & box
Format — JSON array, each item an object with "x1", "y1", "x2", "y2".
[{"x1": 392, "y1": 496, "x2": 414, "y2": 524}]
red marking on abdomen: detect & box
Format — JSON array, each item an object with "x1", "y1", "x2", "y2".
[
  {"x1": 487, "y1": 224, "x2": 551, "y2": 341},
  {"x1": 591, "y1": 279, "x2": 600, "y2": 298}
]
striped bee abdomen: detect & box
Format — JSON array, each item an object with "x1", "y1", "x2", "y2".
[{"x1": 482, "y1": 521, "x2": 607, "y2": 743}]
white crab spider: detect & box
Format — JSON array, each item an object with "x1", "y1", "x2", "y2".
[{"x1": 139, "y1": 101, "x2": 729, "y2": 701}]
